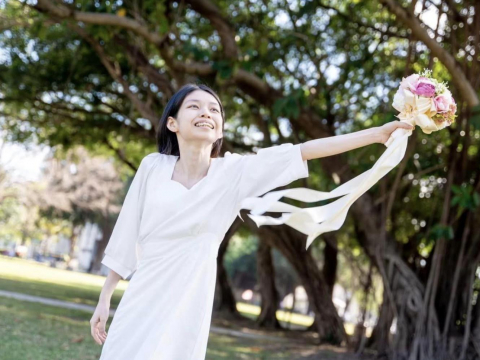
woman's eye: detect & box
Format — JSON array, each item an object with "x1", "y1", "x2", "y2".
[{"x1": 188, "y1": 105, "x2": 219, "y2": 113}]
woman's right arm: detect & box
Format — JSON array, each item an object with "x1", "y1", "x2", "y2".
[{"x1": 90, "y1": 270, "x2": 122, "y2": 345}]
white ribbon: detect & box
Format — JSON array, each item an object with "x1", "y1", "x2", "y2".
[{"x1": 240, "y1": 125, "x2": 414, "y2": 250}]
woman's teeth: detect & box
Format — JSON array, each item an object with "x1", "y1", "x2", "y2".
[{"x1": 195, "y1": 123, "x2": 213, "y2": 129}]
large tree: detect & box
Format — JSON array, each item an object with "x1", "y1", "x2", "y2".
[{"x1": 1, "y1": 0, "x2": 479, "y2": 356}]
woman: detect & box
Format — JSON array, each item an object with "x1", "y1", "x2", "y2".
[{"x1": 91, "y1": 83, "x2": 413, "y2": 359}]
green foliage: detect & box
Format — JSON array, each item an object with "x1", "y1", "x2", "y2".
[
  {"x1": 272, "y1": 89, "x2": 307, "y2": 120},
  {"x1": 212, "y1": 60, "x2": 235, "y2": 80},
  {"x1": 224, "y1": 234, "x2": 258, "y2": 284},
  {"x1": 149, "y1": 1, "x2": 169, "y2": 34},
  {"x1": 183, "y1": 42, "x2": 211, "y2": 62},
  {"x1": 471, "y1": 104, "x2": 480, "y2": 131},
  {"x1": 451, "y1": 184, "x2": 480, "y2": 211},
  {"x1": 428, "y1": 224, "x2": 454, "y2": 242}
]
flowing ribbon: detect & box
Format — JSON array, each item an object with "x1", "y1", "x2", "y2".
[{"x1": 239, "y1": 125, "x2": 414, "y2": 250}]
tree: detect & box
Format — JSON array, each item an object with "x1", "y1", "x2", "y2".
[{"x1": 2, "y1": 1, "x2": 479, "y2": 355}]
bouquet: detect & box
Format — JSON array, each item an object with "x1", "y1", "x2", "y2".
[{"x1": 385, "y1": 69, "x2": 457, "y2": 146}]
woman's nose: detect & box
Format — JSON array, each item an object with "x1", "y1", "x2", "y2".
[{"x1": 200, "y1": 111, "x2": 212, "y2": 118}]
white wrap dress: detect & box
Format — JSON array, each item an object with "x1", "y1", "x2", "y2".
[{"x1": 99, "y1": 143, "x2": 309, "y2": 360}]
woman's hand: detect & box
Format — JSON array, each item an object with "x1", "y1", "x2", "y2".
[
  {"x1": 90, "y1": 302, "x2": 110, "y2": 345},
  {"x1": 377, "y1": 120, "x2": 415, "y2": 145}
]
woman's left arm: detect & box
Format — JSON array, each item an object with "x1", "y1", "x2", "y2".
[{"x1": 300, "y1": 120, "x2": 414, "y2": 160}]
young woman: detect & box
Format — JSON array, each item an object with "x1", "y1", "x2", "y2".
[{"x1": 91, "y1": 83, "x2": 413, "y2": 359}]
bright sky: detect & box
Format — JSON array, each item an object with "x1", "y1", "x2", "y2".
[{"x1": 0, "y1": 132, "x2": 51, "y2": 183}]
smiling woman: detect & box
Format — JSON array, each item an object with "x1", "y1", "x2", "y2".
[
  {"x1": 92, "y1": 80, "x2": 417, "y2": 356},
  {"x1": 94, "y1": 83, "x2": 311, "y2": 360}
]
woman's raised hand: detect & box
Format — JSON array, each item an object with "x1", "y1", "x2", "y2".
[
  {"x1": 378, "y1": 120, "x2": 415, "y2": 146},
  {"x1": 90, "y1": 302, "x2": 110, "y2": 345}
]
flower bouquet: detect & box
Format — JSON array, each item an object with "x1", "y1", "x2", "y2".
[{"x1": 385, "y1": 69, "x2": 457, "y2": 147}]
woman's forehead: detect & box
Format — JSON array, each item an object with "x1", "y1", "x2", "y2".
[{"x1": 184, "y1": 91, "x2": 220, "y2": 106}]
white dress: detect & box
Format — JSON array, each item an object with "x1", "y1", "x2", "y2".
[{"x1": 99, "y1": 143, "x2": 309, "y2": 360}]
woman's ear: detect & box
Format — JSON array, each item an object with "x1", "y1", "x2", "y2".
[{"x1": 167, "y1": 116, "x2": 177, "y2": 132}]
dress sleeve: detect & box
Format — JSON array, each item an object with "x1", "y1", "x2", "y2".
[
  {"x1": 101, "y1": 153, "x2": 158, "y2": 280},
  {"x1": 236, "y1": 143, "x2": 309, "y2": 201}
]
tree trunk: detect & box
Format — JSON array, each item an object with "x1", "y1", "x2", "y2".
[
  {"x1": 473, "y1": 297, "x2": 480, "y2": 357},
  {"x1": 260, "y1": 225, "x2": 346, "y2": 344},
  {"x1": 368, "y1": 289, "x2": 395, "y2": 355},
  {"x1": 67, "y1": 224, "x2": 81, "y2": 270},
  {"x1": 90, "y1": 213, "x2": 113, "y2": 274},
  {"x1": 352, "y1": 195, "x2": 429, "y2": 357},
  {"x1": 256, "y1": 234, "x2": 282, "y2": 329},
  {"x1": 322, "y1": 234, "x2": 338, "y2": 297},
  {"x1": 437, "y1": 211, "x2": 471, "y2": 337},
  {"x1": 213, "y1": 217, "x2": 243, "y2": 318}
]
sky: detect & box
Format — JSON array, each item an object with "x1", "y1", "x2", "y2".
[{"x1": 0, "y1": 133, "x2": 51, "y2": 183}]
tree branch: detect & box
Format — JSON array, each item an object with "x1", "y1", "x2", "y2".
[
  {"x1": 65, "y1": 23, "x2": 159, "y2": 130},
  {"x1": 32, "y1": 0, "x2": 169, "y2": 47},
  {"x1": 184, "y1": 0, "x2": 239, "y2": 60},
  {"x1": 379, "y1": 0, "x2": 479, "y2": 107}
]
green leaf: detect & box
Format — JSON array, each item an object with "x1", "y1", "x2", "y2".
[
  {"x1": 212, "y1": 60, "x2": 233, "y2": 79},
  {"x1": 273, "y1": 97, "x2": 288, "y2": 118},
  {"x1": 272, "y1": 90, "x2": 306, "y2": 120},
  {"x1": 429, "y1": 224, "x2": 454, "y2": 241},
  {"x1": 451, "y1": 184, "x2": 480, "y2": 211},
  {"x1": 473, "y1": 192, "x2": 480, "y2": 208},
  {"x1": 471, "y1": 104, "x2": 480, "y2": 130}
]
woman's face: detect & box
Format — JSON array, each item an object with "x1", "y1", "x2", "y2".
[{"x1": 167, "y1": 90, "x2": 223, "y2": 146}]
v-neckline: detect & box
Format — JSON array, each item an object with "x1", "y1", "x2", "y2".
[{"x1": 169, "y1": 155, "x2": 217, "y2": 192}]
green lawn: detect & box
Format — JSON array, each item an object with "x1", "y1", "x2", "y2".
[
  {"x1": 0, "y1": 295, "x2": 322, "y2": 359},
  {"x1": 0, "y1": 296, "x2": 101, "y2": 360},
  {"x1": 0, "y1": 255, "x2": 313, "y2": 328},
  {"x1": 0, "y1": 256, "x2": 126, "y2": 308},
  {"x1": 0, "y1": 255, "x2": 357, "y2": 359}
]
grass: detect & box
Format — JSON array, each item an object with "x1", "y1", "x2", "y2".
[
  {"x1": 0, "y1": 255, "x2": 360, "y2": 359},
  {"x1": 0, "y1": 296, "x2": 102, "y2": 360},
  {"x1": 0, "y1": 296, "x2": 337, "y2": 359},
  {"x1": 0, "y1": 255, "x2": 314, "y2": 329},
  {"x1": 237, "y1": 302, "x2": 314, "y2": 327},
  {"x1": 0, "y1": 256, "x2": 126, "y2": 308}
]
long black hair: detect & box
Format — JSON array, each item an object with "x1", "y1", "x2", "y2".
[{"x1": 156, "y1": 83, "x2": 225, "y2": 157}]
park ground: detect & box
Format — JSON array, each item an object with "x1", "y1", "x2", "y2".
[{"x1": 0, "y1": 255, "x2": 373, "y2": 359}]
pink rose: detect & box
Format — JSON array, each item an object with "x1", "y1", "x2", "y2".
[
  {"x1": 434, "y1": 94, "x2": 452, "y2": 113},
  {"x1": 400, "y1": 74, "x2": 420, "y2": 92},
  {"x1": 413, "y1": 78, "x2": 436, "y2": 98}
]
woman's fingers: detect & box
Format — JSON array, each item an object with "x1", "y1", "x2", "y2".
[
  {"x1": 98, "y1": 329, "x2": 106, "y2": 343},
  {"x1": 90, "y1": 317, "x2": 103, "y2": 345},
  {"x1": 95, "y1": 324, "x2": 106, "y2": 344},
  {"x1": 98, "y1": 317, "x2": 108, "y2": 342},
  {"x1": 93, "y1": 329, "x2": 101, "y2": 345},
  {"x1": 398, "y1": 121, "x2": 414, "y2": 130},
  {"x1": 90, "y1": 319, "x2": 97, "y2": 342}
]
